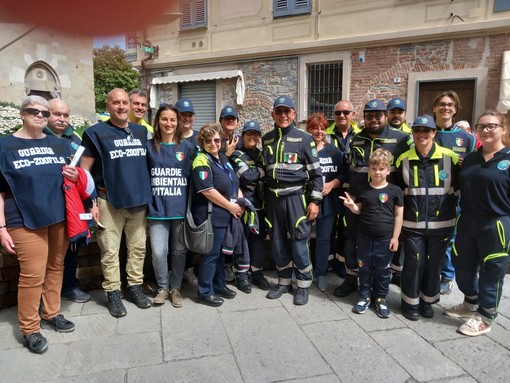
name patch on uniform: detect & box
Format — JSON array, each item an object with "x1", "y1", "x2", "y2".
[
  {"x1": 381, "y1": 138, "x2": 397, "y2": 144},
  {"x1": 379, "y1": 193, "x2": 388, "y2": 203},
  {"x1": 497, "y1": 160, "x2": 510, "y2": 170},
  {"x1": 175, "y1": 152, "x2": 184, "y2": 161},
  {"x1": 284, "y1": 153, "x2": 298, "y2": 163},
  {"x1": 287, "y1": 137, "x2": 302, "y2": 142},
  {"x1": 264, "y1": 138, "x2": 274, "y2": 145},
  {"x1": 199, "y1": 171, "x2": 208, "y2": 180},
  {"x1": 452, "y1": 147, "x2": 466, "y2": 153},
  {"x1": 455, "y1": 138, "x2": 464, "y2": 146},
  {"x1": 439, "y1": 170, "x2": 449, "y2": 180},
  {"x1": 352, "y1": 140, "x2": 365, "y2": 146}
]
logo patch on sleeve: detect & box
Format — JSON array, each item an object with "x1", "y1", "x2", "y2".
[
  {"x1": 439, "y1": 170, "x2": 449, "y2": 180},
  {"x1": 497, "y1": 160, "x2": 510, "y2": 170},
  {"x1": 199, "y1": 171, "x2": 208, "y2": 180}
]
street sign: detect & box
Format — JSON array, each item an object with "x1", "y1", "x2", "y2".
[{"x1": 141, "y1": 44, "x2": 155, "y2": 54}]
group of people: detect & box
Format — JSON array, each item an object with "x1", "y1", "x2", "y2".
[{"x1": 0, "y1": 88, "x2": 508, "y2": 355}]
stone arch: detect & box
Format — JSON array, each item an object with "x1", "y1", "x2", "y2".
[{"x1": 24, "y1": 61, "x2": 61, "y2": 100}]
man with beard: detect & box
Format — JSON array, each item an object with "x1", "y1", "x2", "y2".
[
  {"x1": 334, "y1": 99, "x2": 410, "y2": 298},
  {"x1": 387, "y1": 98, "x2": 411, "y2": 134}
]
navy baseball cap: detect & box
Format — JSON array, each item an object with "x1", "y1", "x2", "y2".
[
  {"x1": 176, "y1": 98, "x2": 195, "y2": 114},
  {"x1": 412, "y1": 115, "x2": 437, "y2": 130},
  {"x1": 364, "y1": 99, "x2": 386, "y2": 112},
  {"x1": 273, "y1": 95, "x2": 295, "y2": 109},
  {"x1": 387, "y1": 98, "x2": 407, "y2": 111},
  {"x1": 242, "y1": 120, "x2": 261, "y2": 134},
  {"x1": 220, "y1": 106, "x2": 239, "y2": 120}
]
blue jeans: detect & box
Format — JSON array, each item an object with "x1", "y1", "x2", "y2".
[
  {"x1": 149, "y1": 219, "x2": 186, "y2": 290},
  {"x1": 314, "y1": 214, "x2": 336, "y2": 277},
  {"x1": 198, "y1": 225, "x2": 227, "y2": 297},
  {"x1": 62, "y1": 246, "x2": 79, "y2": 293}
]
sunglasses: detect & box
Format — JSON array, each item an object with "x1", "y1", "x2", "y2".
[
  {"x1": 474, "y1": 123, "x2": 500, "y2": 133},
  {"x1": 125, "y1": 127, "x2": 134, "y2": 142},
  {"x1": 364, "y1": 112, "x2": 385, "y2": 121},
  {"x1": 23, "y1": 108, "x2": 50, "y2": 118},
  {"x1": 205, "y1": 138, "x2": 221, "y2": 145},
  {"x1": 413, "y1": 127, "x2": 434, "y2": 133},
  {"x1": 274, "y1": 108, "x2": 293, "y2": 116},
  {"x1": 334, "y1": 110, "x2": 352, "y2": 117}
]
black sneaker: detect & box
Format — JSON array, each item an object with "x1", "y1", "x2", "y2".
[
  {"x1": 61, "y1": 287, "x2": 91, "y2": 303},
  {"x1": 333, "y1": 275, "x2": 358, "y2": 297},
  {"x1": 24, "y1": 332, "x2": 48, "y2": 354},
  {"x1": 107, "y1": 290, "x2": 127, "y2": 317},
  {"x1": 375, "y1": 298, "x2": 391, "y2": 318},
  {"x1": 41, "y1": 314, "x2": 76, "y2": 333},
  {"x1": 293, "y1": 287, "x2": 309, "y2": 305},
  {"x1": 126, "y1": 285, "x2": 152, "y2": 309},
  {"x1": 266, "y1": 284, "x2": 292, "y2": 299}
]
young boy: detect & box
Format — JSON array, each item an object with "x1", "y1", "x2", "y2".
[{"x1": 340, "y1": 148, "x2": 403, "y2": 318}]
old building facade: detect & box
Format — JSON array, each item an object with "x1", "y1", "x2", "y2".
[{"x1": 131, "y1": 0, "x2": 510, "y2": 131}]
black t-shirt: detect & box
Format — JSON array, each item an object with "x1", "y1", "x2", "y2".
[{"x1": 356, "y1": 183, "x2": 403, "y2": 239}]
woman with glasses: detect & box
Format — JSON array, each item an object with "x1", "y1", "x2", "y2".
[
  {"x1": 396, "y1": 115, "x2": 460, "y2": 321},
  {"x1": 0, "y1": 96, "x2": 80, "y2": 353},
  {"x1": 431, "y1": 90, "x2": 476, "y2": 295},
  {"x1": 147, "y1": 104, "x2": 196, "y2": 308},
  {"x1": 444, "y1": 110, "x2": 510, "y2": 336},
  {"x1": 191, "y1": 123, "x2": 244, "y2": 307},
  {"x1": 305, "y1": 113, "x2": 346, "y2": 291}
]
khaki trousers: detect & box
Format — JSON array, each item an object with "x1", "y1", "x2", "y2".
[{"x1": 96, "y1": 197, "x2": 147, "y2": 291}]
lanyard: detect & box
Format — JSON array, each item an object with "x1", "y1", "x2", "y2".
[{"x1": 206, "y1": 153, "x2": 237, "y2": 197}]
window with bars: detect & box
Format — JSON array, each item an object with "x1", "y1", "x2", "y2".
[
  {"x1": 307, "y1": 62, "x2": 343, "y2": 117},
  {"x1": 274, "y1": 0, "x2": 312, "y2": 18},
  {"x1": 180, "y1": 0, "x2": 207, "y2": 30}
]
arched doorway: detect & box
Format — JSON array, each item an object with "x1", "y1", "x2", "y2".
[{"x1": 24, "y1": 61, "x2": 61, "y2": 100}]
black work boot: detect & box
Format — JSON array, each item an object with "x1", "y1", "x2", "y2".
[
  {"x1": 126, "y1": 285, "x2": 152, "y2": 309},
  {"x1": 266, "y1": 284, "x2": 292, "y2": 299},
  {"x1": 293, "y1": 287, "x2": 309, "y2": 305},
  {"x1": 107, "y1": 290, "x2": 127, "y2": 317},
  {"x1": 333, "y1": 275, "x2": 358, "y2": 297},
  {"x1": 251, "y1": 271, "x2": 270, "y2": 290}
]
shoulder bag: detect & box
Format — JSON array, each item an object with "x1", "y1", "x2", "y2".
[{"x1": 183, "y1": 183, "x2": 214, "y2": 254}]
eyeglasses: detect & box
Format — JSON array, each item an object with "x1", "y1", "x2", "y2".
[
  {"x1": 205, "y1": 138, "x2": 221, "y2": 145},
  {"x1": 364, "y1": 112, "x2": 385, "y2": 121},
  {"x1": 52, "y1": 111, "x2": 70, "y2": 119},
  {"x1": 23, "y1": 108, "x2": 50, "y2": 118},
  {"x1": 125, "y1": 127, "x2": 134, "y2": 142},
  {"x1": 413, "y1": 127, "x2": 434, "y2": 134},
  {"x1": 437, "y1": 102, "x2": 455, "y2": 109},
  {"x1": 274, "y1": 108, "x2": 293, "y2": 116},
  {"x1": 474, "y1": 123, "x2": 500, "y2": 132},
  {"x1": 334, "y1": 110, "x2": 352, "y2": 117}
]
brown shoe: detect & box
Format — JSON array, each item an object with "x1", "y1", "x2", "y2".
[
  {"x1": 170, "y1": 288, "x2": 183, "y2": 308},
  {"x1": 153, "y1": 288, "x2": 169, "y2": 305}
]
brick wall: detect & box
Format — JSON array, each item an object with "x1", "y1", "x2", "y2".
[{"x1": 349, "y1": 33, "x2": 510, "y2": 116}]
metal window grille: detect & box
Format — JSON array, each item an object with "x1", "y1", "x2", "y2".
[{"x1": 307, "y1": 62, "x2": 343, "y2": 117}]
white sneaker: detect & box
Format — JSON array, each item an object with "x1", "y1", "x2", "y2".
[
  {"x1": 444, "y1": 302, "x2": 478, "y2": 319},
  {"x1": 153, "y1": 288, "x2": 169, "y2": 305},
  {"x1": 458, "y1": 316, "x2": 491, "y2": 336},
  {"x1": 183, "y1": 268, "x2": 198, "y2": 287}
]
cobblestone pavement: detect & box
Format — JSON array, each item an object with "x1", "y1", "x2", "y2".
[{"x1": 1, "y1": 272, "x2": 509, "y2": 382}]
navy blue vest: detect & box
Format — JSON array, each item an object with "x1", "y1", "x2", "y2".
[
  {"x1": 0, "y1": 135, "x2": 70, "y2": 229},
  {"x1": 82, "y1": 121, "x2": 151, "y2": 209},
  {"x1": 146, "y1": 140, "x2": 195, "y2": 219}
]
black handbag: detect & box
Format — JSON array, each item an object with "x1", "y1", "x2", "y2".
[{"x1": 183, "y1": 183, "x2": 214, "y2": 254}]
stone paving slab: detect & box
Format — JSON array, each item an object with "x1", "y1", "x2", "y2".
[
  {"x1": 61, "y1": 332, "x2": 162, "y2": 377},
  {"x1": 371, "y1": 328, "x2": 465, "y2": 382},
  {"x1": 0, "y1": 343, "x2": 69, "y2": 383},
  {"x1": 42, "y1": 313, "x2": 117, "y2": 344},
  {"x1": 127, "y1": 354, "x2": 243, "y2": 382},
  {"x1": 41, "y1": 369, "x2": 126, "y2": 383},
  {"x1": 435, "y1": 335, "x2": 510, "y2": 383},
  {"x1": 161, "y1": 301, "x2": 231, "y2": 361},
  {"x1": 222, "y1": 306, "x2": 332, "y2": 383},
  {"x1": 304, "y1": 319, "x2": 410, "y2": 382}
]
